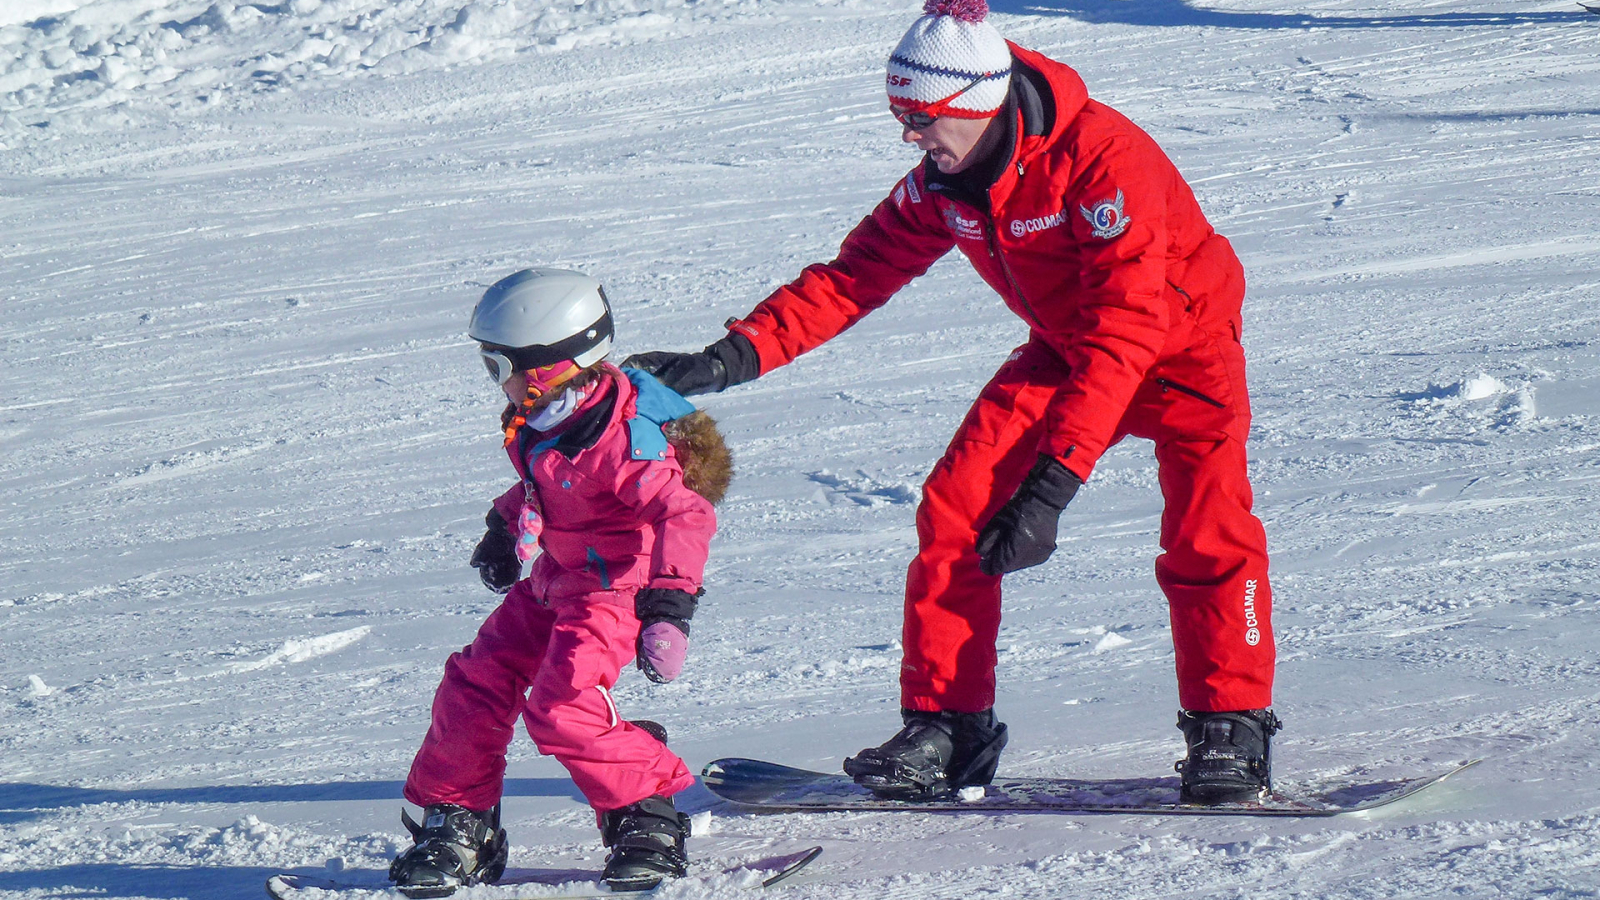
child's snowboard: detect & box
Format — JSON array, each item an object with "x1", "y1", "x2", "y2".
[
  {"x1": 265, "y1": 846, "x2": 822, "y2": 900},
  {"x1": 702, "y1": 757, "x2": 1479, "y2": 817}
]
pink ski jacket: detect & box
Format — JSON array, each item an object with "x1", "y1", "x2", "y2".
[{"x1": 489, "y1": 366, "x2": 716, "y2": 603}]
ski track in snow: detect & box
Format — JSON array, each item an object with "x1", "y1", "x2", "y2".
[{"x1": 3, "y1": 0, "x2": 1600, "y2": 898}]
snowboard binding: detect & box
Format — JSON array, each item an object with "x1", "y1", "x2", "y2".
[
  {"x1": 389, "y1": 803, "x2": 508, "y2": 898},
  {"x1": 600, "y1": 795, "x2": 691, "y2": 891},
  {"x1": 843, "y1": 708, "x2": 1008, "y2": 800},
  {"x1": 1175, "y1": 708, "x2": 1283, "y2": 804}
]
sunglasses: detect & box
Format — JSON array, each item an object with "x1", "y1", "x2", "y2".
[{"x1": 890, "y1": 71, "x2": 997, "y2": 130}]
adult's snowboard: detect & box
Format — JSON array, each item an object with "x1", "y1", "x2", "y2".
[
  {"x1": 702, "y1": 757, "x2": 1479, "y2": 817},
  {"x1": 265, "y1": 846, "x2": 822, "y2": 900}
]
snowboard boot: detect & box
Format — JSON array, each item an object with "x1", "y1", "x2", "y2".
[
  {"x1": 600, "y1": 795, "x2": 691, "y2": 891},
  {"x1": 388, "y1": 803, "x2": 508, "y2": 898},
  {"x1": 1175, "y1": 708, "x2": 1283, "y2": 804},
  {"x1": 842, "y1": 708, "x2": 1008, "y2": 800}
]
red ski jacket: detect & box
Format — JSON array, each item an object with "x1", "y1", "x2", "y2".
[{"x1": 725, "y1": 43, "x2": 1247, "y2": 480}]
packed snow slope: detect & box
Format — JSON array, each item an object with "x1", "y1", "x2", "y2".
[{"x1": 3, "y1": 0, "x2": 1600, "y2": 897}]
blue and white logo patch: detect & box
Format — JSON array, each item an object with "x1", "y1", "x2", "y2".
[{"x1": 1079, "y1": 189, "x2": 1130, "y2": 240}]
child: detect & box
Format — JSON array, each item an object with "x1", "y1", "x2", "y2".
[{"x1": 389, "y1": 268, "x2": 730, "y2": 895}]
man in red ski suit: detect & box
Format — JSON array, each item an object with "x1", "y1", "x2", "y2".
[{"x1": 627, "y1": 0, "x2": 1280, "y2": 804}]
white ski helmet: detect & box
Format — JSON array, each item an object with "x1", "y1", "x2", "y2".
[{"x1": 469, "y1": 268, "x2": 614, "y2": 383}]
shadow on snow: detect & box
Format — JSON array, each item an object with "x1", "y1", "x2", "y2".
[
  {"x1": 0, "y1": 778, "x2": 586, "y2": 823},
  {"x1": 0, "y1": 862, "x2": 296, "y2": 900}
]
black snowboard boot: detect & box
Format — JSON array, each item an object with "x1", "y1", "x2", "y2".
[
  {"x1": 388, "y1": 803, "x2": 508, "y2": 898},
  {"x1": 1175, "y1": 708, "x2": 1283, "y2": 804},
  {"x1": 842, "y1": 708, "x2": 1008, "y2": 800},
  {"x1": 600, "y1": 795, "x2": 690, "y2": 891}
]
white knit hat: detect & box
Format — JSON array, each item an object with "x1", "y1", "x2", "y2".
[{"x1": 886, "y1": 0, "x2": 1012, "y2": 119}]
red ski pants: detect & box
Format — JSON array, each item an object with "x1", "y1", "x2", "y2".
[
  {"x1": 403, "y1": 581, "x2": 694, "y2": 817},
  {"x1": 901, "y1": 335, "x2": 1275, "y2": 714}
]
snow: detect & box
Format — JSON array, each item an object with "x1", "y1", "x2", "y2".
[
  {"x1": 0, "y1": 0, "x2": 812, "y2": 136},
  {"x1": 3, "y1": 0, "x2": 1600, "y2": 898}
]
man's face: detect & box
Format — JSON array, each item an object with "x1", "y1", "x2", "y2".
[{"x1": 896, "y1": 112, "x2": 996, "y2": 174}]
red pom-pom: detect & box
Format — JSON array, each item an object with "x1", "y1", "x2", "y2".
[{"x1": 923, "y1": 0, "x2": 988, "y2": 23}]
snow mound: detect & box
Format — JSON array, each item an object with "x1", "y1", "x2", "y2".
[
  {"x1": 1402, "y1": 372, "x2": 1512, "y2": 404},
  {"x1": 1461, "y1": 373, "x2": 1509, "y2": 401},
  {"x1": 223, "y1": 625, "x2": 371, "y2": 673},
  {"x1": 27, "y1": 674, "x2": 57, "y2": 697},
  {"x1": 0, "y1": 0, "x2": 771, "y2": 135},
  {"x1": 1091, "y1": 632, "x2": 1133, "y2": 654},
  {"x1": 1399, "y1": 372, "x2": 1536, "y2": 429}
]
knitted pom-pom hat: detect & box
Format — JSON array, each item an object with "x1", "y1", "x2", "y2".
[{"x1": 887, "y1": 0, "x2": 1011, "y2": 119}]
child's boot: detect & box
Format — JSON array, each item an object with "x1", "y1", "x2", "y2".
[
  {"x1": 389, "y1": 803, "x2": 508, "y2": 897},
  {"x1": 600, "y1": 795, "x2": 690, "y2": 890}
]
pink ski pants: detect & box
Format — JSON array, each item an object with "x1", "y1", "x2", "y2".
[{"x1": 403, "y1": 581, "x2": 694, "y2": 816}]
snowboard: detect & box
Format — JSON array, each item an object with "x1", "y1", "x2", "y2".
[
  {"x1": 265, "y1": 846, "x2": 822, "y2": 900},
  {"x1": 701, "y1": 757, "x2": 1480, "y2": 817},
  {"x1": 1581, "y1": 2, "x2": 1600, "y2": 15}
]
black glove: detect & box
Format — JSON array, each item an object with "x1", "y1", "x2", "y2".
[
  {"x1": 622, "y1": 332, "x2": 760, "y2": 396},
  {"x1": 469, "y1": 509, "x2": 521, "y2": 593},
  {"x1": 975, "y1": 455, "x2": 1082, "y2": 576},
  {"x1": 634, "y1": 587, "x2": 701, "y2": 684}
]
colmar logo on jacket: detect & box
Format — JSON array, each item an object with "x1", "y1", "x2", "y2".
[{"x1": 1009, "y1": 208, "x2": 1068, "y2": 238}]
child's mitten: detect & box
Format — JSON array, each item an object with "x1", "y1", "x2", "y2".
[
  {"x1": 470, "y1": 509, "x2": 522, "y2": 593},
  {"x1": 634, "y1": 587, "x2": 701, "y2": 683}
]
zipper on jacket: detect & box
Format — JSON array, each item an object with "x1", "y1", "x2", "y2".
[
  {"x1": 986, "y1": 224, "x2": 1045, "y2": 329},
  {"x1": 1167, "y1": 280, "x2": 1195, "y2": 313},
  {"x1": 1155, "y1": 377, "x2": 1226, "y2": 408},
  {"x1": 586, "y1": 547, "x2": 613, "y2": 589}
]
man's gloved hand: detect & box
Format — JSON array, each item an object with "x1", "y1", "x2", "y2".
[
  {"x1": 621, "y1": 350, "x2": 726, "y2": 396},
  {"x1": 975, "y1": 455, "x2": 1083, "y2": 576},
  {"x1": 469, "y1": 509, "x2": 522, "y2": 593},
  {"x1": 634, "y1": 587, "x2": 701, "y2": 683},
  {"x1": 622, "y1": 332, "x2": 760, "y2": 396}
]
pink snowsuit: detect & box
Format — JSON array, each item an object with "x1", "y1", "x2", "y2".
[{"x1": 404, "y1": 366, "x2": 714, "y2": 816}]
